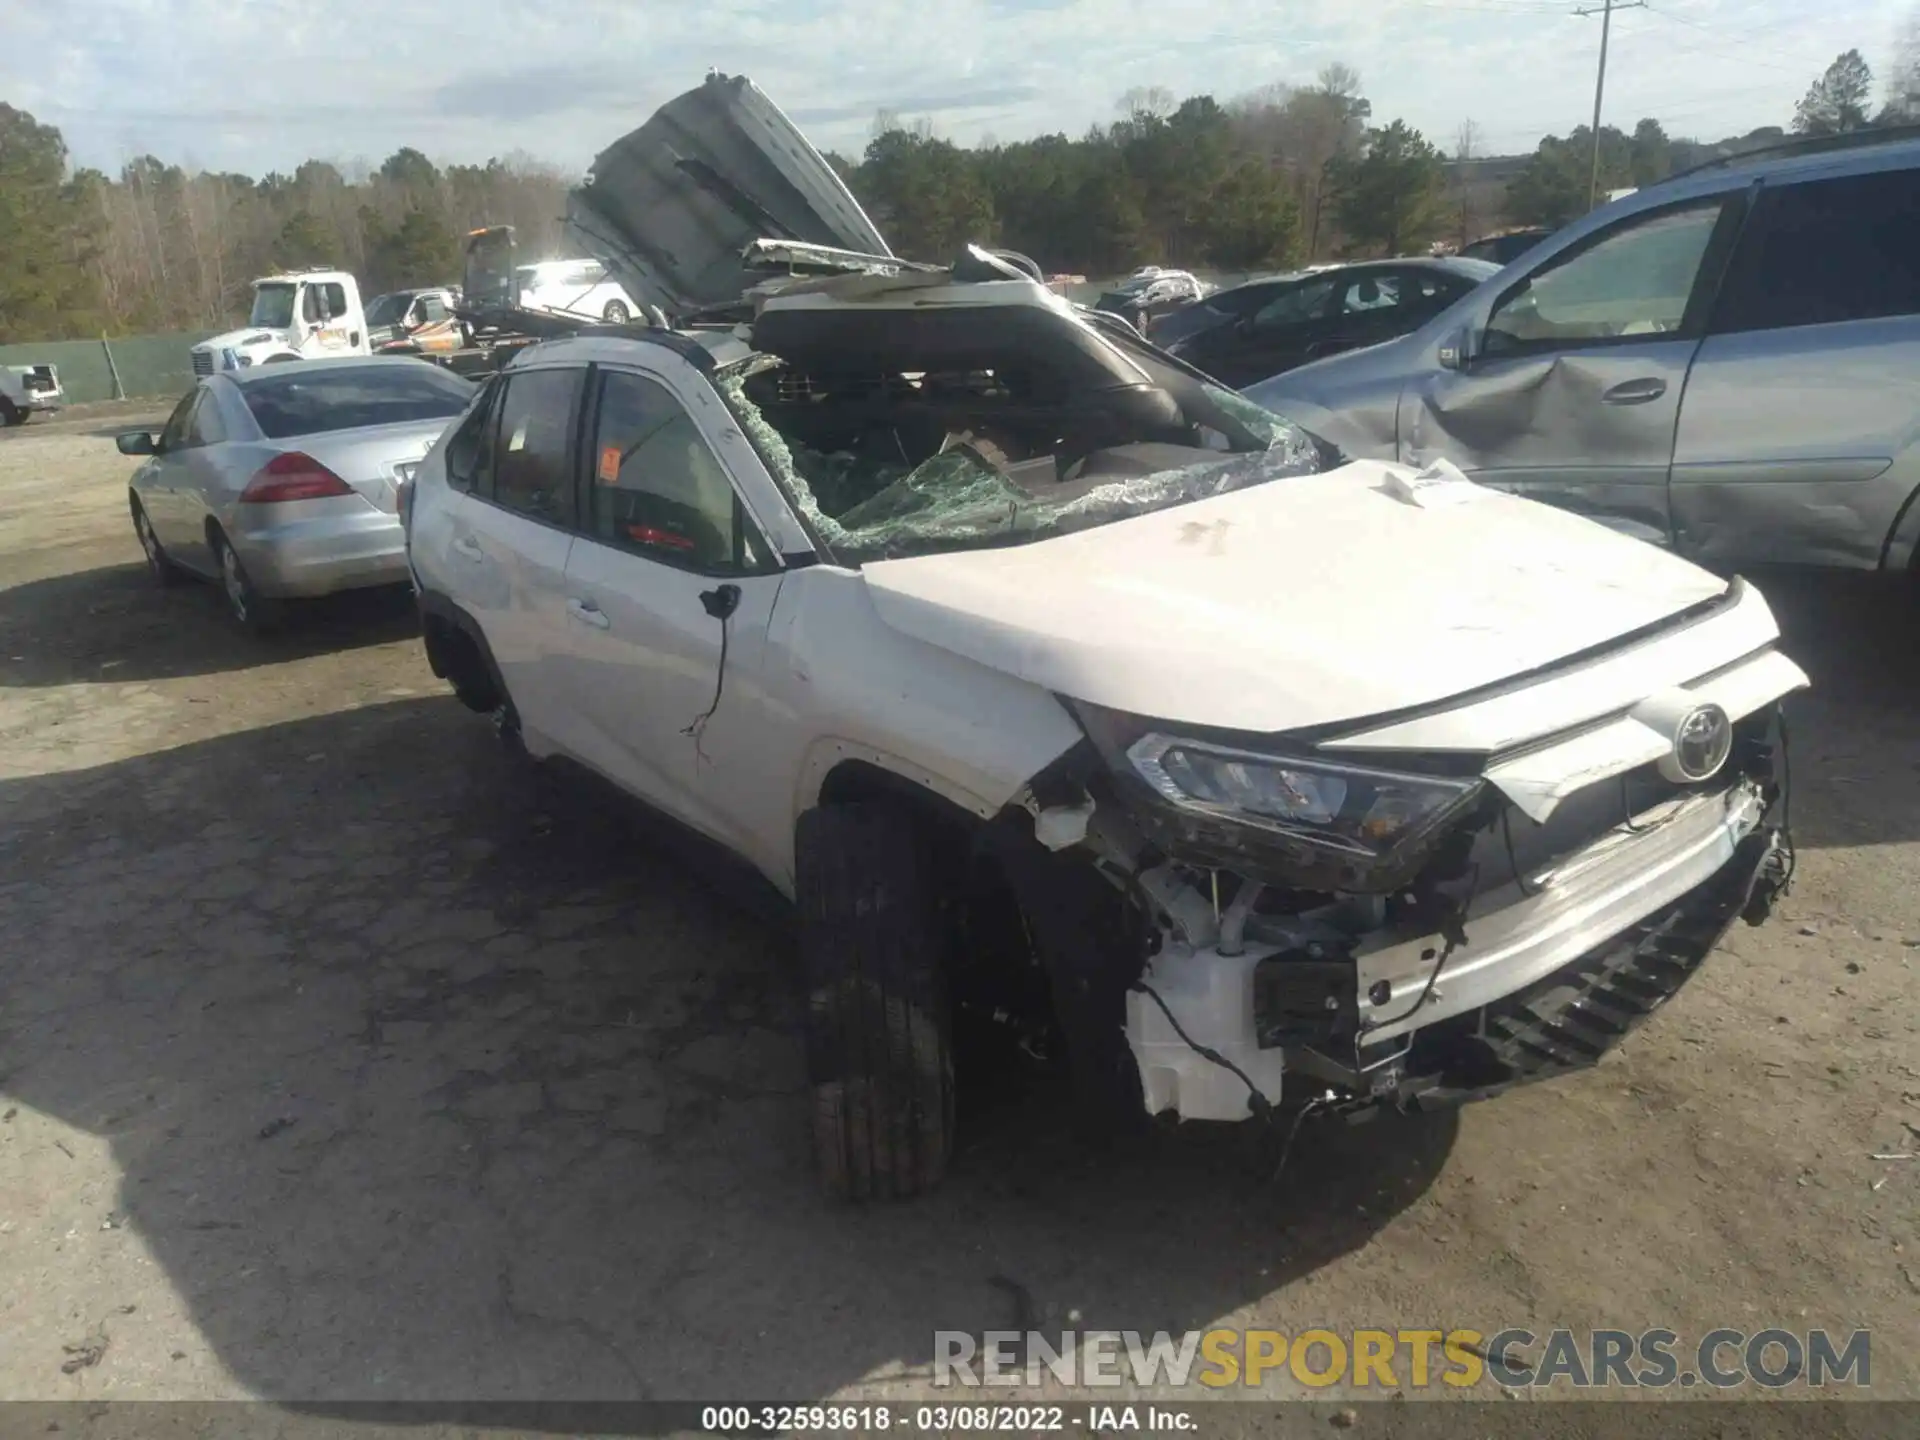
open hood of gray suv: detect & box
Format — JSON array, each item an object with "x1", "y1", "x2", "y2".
[{"x1": 567, "y1": 73, "x2": 896, "y2": 318}]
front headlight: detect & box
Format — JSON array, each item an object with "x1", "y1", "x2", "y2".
[
  {"x1": 1127, "y1": 733, "x2": 1480, "y2": 860},
  {"x1": 1073, "y1": 701, "x2": 1487, "y2": 890}
]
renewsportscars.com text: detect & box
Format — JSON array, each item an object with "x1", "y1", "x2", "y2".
[{"x1": 933, "y1": 1327, "x2": 1872, "y2": 1390}]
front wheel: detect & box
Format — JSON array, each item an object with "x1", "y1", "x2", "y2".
[
  {"x1": 602, "y1": 300, "x2": 630, "y2": 324},
  {"x1": 0, "y1": 398, "x2": 22, "y2": 428},
  {"x1": 795, "y1": 802, "x2": 956, "y2": 1201},
  {"x1": 212, "y1": 530, "x2": 283, "y2": 635}
]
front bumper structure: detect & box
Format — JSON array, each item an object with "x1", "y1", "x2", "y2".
[{"x1": 1124, "y1": 775, "x2": 1787, "y2": 1121}]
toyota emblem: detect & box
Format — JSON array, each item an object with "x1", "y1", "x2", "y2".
[{"x1": 1670, "y1": 703, "x2": 1732, "y2": 782}]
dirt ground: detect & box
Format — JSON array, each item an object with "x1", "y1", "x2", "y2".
[{"x1": 1, "y1": 400, "x2": 1917, "y2": 1412}]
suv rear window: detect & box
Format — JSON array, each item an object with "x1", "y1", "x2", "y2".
[
  {"x1": 1712, "y1": 167, "x2": 1920, "y2": 333},
  {"x1": 241, "y1": 364, "x2": 475, "y2": 439}
]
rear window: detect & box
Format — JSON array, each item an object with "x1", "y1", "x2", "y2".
[{"x1": 241, "y1": 364, "x2": 476, "y2": 440}]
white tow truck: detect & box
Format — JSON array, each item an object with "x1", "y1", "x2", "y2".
[{"x1": 190, "y1": 269, "x2": 371, "y2": 377}]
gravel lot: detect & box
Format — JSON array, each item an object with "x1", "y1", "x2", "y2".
[{"x1": 2, "y1": 401, "x2": 1917, "y2": 1411}]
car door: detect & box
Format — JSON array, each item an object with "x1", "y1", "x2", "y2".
[
  {"x1": 1307, "y1": 270, "x2": 1442, "y2": 364},
  {"x1": 556, "y1": 362, "x2": 786, "y2": 857},
  {"x1": 136, "y1": 389, "x2": 203, "y2": 553},
  {"x1": 430, "y1": 364, "x2": 586, "y2": 751},
  {"x1": 1669, "y1": 161, "x2": 1920, "y2": 569},
  {"x1": 1403, "y1": 193, "x2": 1744, "y2": 547},
  {"x1": 167, "y1": 380, "x2": 236, "y2": 575},
  {"x1": 1194, "y1": 275, "x2": 1339, "y2": 387}
]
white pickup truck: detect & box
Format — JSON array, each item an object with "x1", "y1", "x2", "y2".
[
  {"x1": 0, "y1": 364, "x2": 62, "y2": 426},
  {"x1": 190, "y1": 269, "x2": 371, "y2": 376}
]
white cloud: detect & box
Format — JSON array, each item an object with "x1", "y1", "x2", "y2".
[{"x1": 4, "y1": 0, "x2": 1913, "y2": 175}]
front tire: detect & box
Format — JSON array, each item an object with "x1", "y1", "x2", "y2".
[
  {"x1": 795, "y1": 802, "x2": 956, "y2": 1201},
  {"x1": 0, "y1": 398, "x2": 21, "y2": 428},
  {"x1": 212, "y1": 530, "x2": 283, "y2": 635},
  {"x1": 602, "y1": 300, "x2": 630, "y2": 324},
  {"x1": 130, "y1": 497, "x2": 183, "y2": 585}
]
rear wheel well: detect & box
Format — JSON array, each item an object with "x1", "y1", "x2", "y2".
[{"x1": 421, "y1": 607, "x2": 503, "y2": 713}]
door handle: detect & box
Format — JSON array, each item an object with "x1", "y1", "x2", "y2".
[
  {"x1": 451, "y1": 536, "x2": 483, "y2": 561},
  {"x1": 567, "y1": 597, "x2": 611, "y2": 630},
  {"x1": 1602, "y1": 377, "x2": 1667, "y2": 405}
]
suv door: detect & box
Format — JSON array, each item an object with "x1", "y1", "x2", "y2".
[
  {"x1": 428, "y1": 364, "x2": 586, "y2": 749},
  {"x1": 1404, "y1": 193, "x2": 1743, "y2": 546},
  {"x1": 1670, "y1": 161, "x2": 1920, "y2": 569},
  {"x1": 556, "y1": 362, "x2": 786, "y2": 859}
]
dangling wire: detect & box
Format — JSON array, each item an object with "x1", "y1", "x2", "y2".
[{"x1": 682, "y1": 605, "x2": 732, "y2": 766}]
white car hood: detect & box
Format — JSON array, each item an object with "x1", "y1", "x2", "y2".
[
  {"x1": 859, "y1": 459, "x2": 1730, "y2": 736},
  {"x1": 195, "y1": 327, "x2": 286, "y2": 352},
  {"x1": 568, "y1": 72, "x2": 894, "y2": 318}
]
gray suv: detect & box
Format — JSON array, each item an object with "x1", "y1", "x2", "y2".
[{"x1": 1245, "y1": 131, "x2": 1920, "y2": 573}]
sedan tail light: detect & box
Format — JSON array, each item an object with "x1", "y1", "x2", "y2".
[{"x1": 240, "y1": 451, "x2": 355, "y2": 503}]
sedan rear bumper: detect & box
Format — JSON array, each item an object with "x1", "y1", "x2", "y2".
[{"x1": 232, "y1": 509, "x2": 409, "y2": 598}]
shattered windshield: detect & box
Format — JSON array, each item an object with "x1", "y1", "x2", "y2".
[
  {"x1": 248, "y1": 284, "x2": 297, "y2": 329},
  {"x1": 716, "y1": 347, "x2": 1322, "y2": 566}
]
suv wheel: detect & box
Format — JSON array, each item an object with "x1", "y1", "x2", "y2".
[
  {"x1": 602, "y1": 300, "x2": 630, "y2": 324},
  {"x1": 795, "y1": 802, "x2": 956, "y2": 1201}
]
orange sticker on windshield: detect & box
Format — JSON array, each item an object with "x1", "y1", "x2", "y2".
[{"x1": 597, "y1": 445, "x2": 621, "y2": 483}]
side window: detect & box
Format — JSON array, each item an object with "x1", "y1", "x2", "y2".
[
  {"x1": 322, "y1": 282, "x2": 347, "y2": 318},
  {"x1": 1484, "y1": 199, "x2": 1726, "y2": 353},
  {"x1": 301, "y1": 286, "x2": 323, "y2": 323},
  {"x1": 490, "y1": 368, "x2": 582, "y2": 527},
  {"x1": 157, "y1": 388, "x2": 200, "y2": 452},
  {"x1": 187, "y1": 387, "x2": 227, "y2": 447},
  {"x1": 420, "y1": 296, "x2": 449, "y2": 323},
  {"x1": 1339, "y1": 275, "x2": 1402, "y2": 315},
  {"x1": 443, "y1": 379, "x2": 501, "y2": 494},
  {"x1": 1253, "y1": 277, "x2": 1335, "y2": 330},
  {"x1": 1712, "y1": 168, "x2": 1920, "y2": 334},
  {"x1": 585, "y1": 370, "x2": 763, "y2": 573}
]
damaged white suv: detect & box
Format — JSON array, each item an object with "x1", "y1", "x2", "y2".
[{"x1": 405, "y1": 74, "x2": 1807, "y2": 1200}]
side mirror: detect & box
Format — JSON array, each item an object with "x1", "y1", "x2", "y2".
[
  {"x1": 116, "y1": 431, "x2": 157, "y2": 456},
  {"x1": 312, "y1": 289, "x2": 334, "y2": 322},
  {"x1": 1437, "y1": 324, "x2": 1474, "y2": 371}
]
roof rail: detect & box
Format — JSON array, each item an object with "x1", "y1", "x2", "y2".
[{"x1": 1661, "y1": 123, "x2": 1920, "y2": 185}]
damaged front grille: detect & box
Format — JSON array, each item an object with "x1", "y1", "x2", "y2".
[{"x1": 1480, "y1": 709, "x2": 1778, "y2": 893}]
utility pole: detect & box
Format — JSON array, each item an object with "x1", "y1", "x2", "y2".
[{"x1": 1575, "y1": 0, "x2": 1646, "y2": 208}]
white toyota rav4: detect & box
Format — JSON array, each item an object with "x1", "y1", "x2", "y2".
[{"x1": 405, "y1": 75, "x2": 1807, "y2": 1201}]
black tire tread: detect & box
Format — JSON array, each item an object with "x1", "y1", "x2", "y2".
[{"x1": 795, "y1": 802, "x2": 955, "y2": 1202}]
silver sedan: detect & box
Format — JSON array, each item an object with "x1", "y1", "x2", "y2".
[{"x1": 121, "y1": 356, "x2": 477, "y2": 632}]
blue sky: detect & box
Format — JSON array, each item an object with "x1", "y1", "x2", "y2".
[{"x1": 4, "y1": 0, "x2": 1913, "y2": 177}]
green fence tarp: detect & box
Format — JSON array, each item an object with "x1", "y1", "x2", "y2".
[{"x1": 0, "y1": 331, "x2": 214, "y2": 406}]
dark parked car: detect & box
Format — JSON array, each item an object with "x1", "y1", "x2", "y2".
[
  {"x1": 1458, "y1": 228, "x2": 1553, "y2": 266},
  {"x1": 1163, "y1": 258, "x2": 1498, "y2": 388}
]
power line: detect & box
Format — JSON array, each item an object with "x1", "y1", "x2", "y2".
[{"x1": 1574, "y1": 0, "x2": 1647, "y2": 206}]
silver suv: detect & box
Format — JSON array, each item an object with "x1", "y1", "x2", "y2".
[
  {"x1": 1246, "y1": 131, "x2": 1920, "y2": 573},
  {"x1": 403, "y1": 73, "x2": 1808, "y2": 1201}
]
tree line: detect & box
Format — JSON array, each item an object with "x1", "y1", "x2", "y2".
[{"x1": 1, "y1": 24, "x2": 1916, "y2": 346}]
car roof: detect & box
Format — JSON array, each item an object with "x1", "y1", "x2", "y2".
[
  {"x1": 505, "y1": 327, "x2": 752, "y2": 374},
  {"x1": 220, "y1": 355, "x2": 459, "y2": 387},
  {"x1": 1220, "y1": 257, "x2": 1493, "y2": 293}
]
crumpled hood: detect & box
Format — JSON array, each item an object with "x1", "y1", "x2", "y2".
[
  {"x1": 859, "y1": 458, "x2": 1730, "y2": 736},
  {"x1": 567, "y1": 73, "x2": 893, "y2": 317}
]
